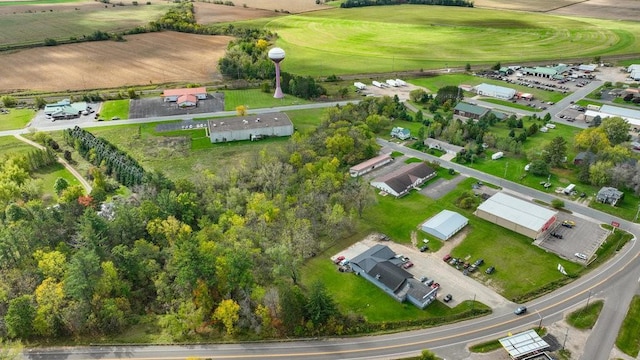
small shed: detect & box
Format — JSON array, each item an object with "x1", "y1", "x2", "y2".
[
  {"x1": 420, "y1": 210, "x2": 468, "y2": 241},
  {"x1": 499, "y1": 329, "x2": 550, "y2": 360}
]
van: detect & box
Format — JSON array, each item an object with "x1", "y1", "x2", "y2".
[{"x1": 491, "y1": 152, "x2": 504, "y2": 160}]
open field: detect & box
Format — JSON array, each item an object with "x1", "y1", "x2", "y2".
[
  {"x1": 219, "y1": 0, "x2": 329, "y2": 14},
  {"x1": 549, "y1": 0, "x2": 640, "y2": 22},
  {"x1": 0, "y1": 32, "x2": 232, "y2": 92},
  {"x1": 222, "y1": 89, "x2": 312, "y2": 111},
  {"x1": 0, "y1": 108, "x2": 36, "y2": 130},
  {"x1": 0, "y1": 1, "x2": 172, "y2": 47},
  {"x1": 266, "y1": 5, "x2": 640, "y2": 76},
  {"x1": 472, "y1": 0, "x2": 583, "y2": 12},
  {"x1": 193, "y1": 2, "x2": 279, "y2": 24}
]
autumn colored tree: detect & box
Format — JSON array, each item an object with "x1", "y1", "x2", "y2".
[{"x1": 213, "y1": 299, "x2": 240, "y2": 336}]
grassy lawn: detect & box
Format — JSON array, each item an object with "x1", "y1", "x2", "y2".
[
  {"x1": 0, "y1": 3, "x2": 173, "y2": 47},
  {"x1": 285, "y1": 108, "x2": 325, "y2": 134},
  {"x1": 222, "y1": 89, "x2": 312, "y2": 111},
  {"x1": 0, "y1": 108, "x2": 36, "y2": 130},
  {"x1": 32, "y1": 162, "x2": 83, "y2": 201},
  {"x1": 590, "y1": 194, "x2": 640, "y2": 222},
  {"x1": 264, "y1": 6, "x2": 640, "y2": 75},
  {"x1": 0, "y1": 135, "x2": 35, "y2": 157},
  {"x1": 616, "y1": 296, "x2": 640, "y2": 357},
  {"x1": 99, "y1": 99, "x2": 130, "y2": 120},
  {"x1": 358, "y1": 177, "x2": 583, "y2": 302},
  {"x1": 567, "y1": 300, "x2": 604, "y2": 329}
]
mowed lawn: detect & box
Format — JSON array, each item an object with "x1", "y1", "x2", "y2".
[
  {"x1": 222, "y1": 89, "x2": 312, "y2": 111},
  {"x1": 264, "y1": 5, "x2": 640, "y2": 75},
  {"x1": 0, "y1": 108, "x2": 35, "y2": 130},
  {"x1": 359, "y1": 177, "x2": 582, "y2": 301},
  {"x1": 100, "y1": 99, "x2": 130, "y2": 120},
  {"x1": 0, "y1": 2, "x2": 173, "y2": 47},
  {"x1": 0, "y1": 135, "x2": 35, "y2": 157}
]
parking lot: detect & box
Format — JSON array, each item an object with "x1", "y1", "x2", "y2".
[
  {"x1": 332, "y1": 235, "x2": 512, "y2": 309},
  {"x1": 129, "y1": 92, "x2": 224, "y2": 118},
  {"x1": 538, "y1": 215, "x2": 609, "y2": 264}
]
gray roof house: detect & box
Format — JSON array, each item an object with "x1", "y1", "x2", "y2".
[
  {"x1": 349, "y1": 244, "x2": 438, "y2": 309},
  {"x1": 391, "y1": 127, "x2": 411, "y2": 140},
  {"x1": 573, "y1": 151, "x2": 595, "y2": 166},
  {"x1": 370, "y1": 162, "x2": 436, "y2": 197},
  {"x1": 596, "y1": 187, "x2": 624, "y2": 206}
]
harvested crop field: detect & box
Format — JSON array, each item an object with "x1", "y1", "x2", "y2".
[
  {"x1": 228, "y1": 0, "x2": 328, "y2": 14},
  {"x1": 194, "y1": 2, "x2": 279, "y2": 24},
  {"x1": 0, "y1": 1, "x2": 171, "y2": 47},
  {"x1": 473, "y1": 0, "x2": 640, "y2": 21},
  {"x1": 0, "y1": 31, "x2": 232, "y2": 92}
]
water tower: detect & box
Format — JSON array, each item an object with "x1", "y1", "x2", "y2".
[{"x1": 268, "y1": 47, "x2": 286, "y2": 99}]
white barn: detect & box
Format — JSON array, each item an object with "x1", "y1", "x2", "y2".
[
  {"x1": 207, "y1": 112, "x2": 294, "y2": 143},
  {"x1": 420, "y1": 210, "x2": 468, "y2": 241},
  {"x1": 475, "y1": 192, "x2": 557, "y2": 239},
  {"x1": 474, "y1": 83, "x2": 516, "y2": 100}
]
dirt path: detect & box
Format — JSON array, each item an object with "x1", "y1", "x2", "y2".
[{"x1": 14, "y1": 134, "x2": 93, "y2": 194}]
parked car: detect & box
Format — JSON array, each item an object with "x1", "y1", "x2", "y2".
[
  {"x1": 402, "y1": 261, "x2": 414, "y2": 269},
  {"x1": 473, "y1": 259, "x2": 484, "y2": 267},
  {"x1": 419, "y1": 245, "x2": 429, "y2": 252},
  {"x1": 514, "y1": 306, "x2": 527, "y2": 315},
  {"x1": 443, "y1": 294, "x2": 452, "y2": 303},
  {"x1": 334, "y1": 255, "x2": 345, "y2": 264},
  {"x1": 575, "y1": 253, "x2": 588, "y2": 261},
  {"x1": 424, "y1": 279, "x2": 434, "y2": 286},
  {"x1": 443, "y1": 254, "x2": 452, "y2": 262},
  {"x1": 551, "y1": 232, "x2": 563, "y2": 239},
  {"x1": 485, "y1": 266, "x2": 495, "y2": 274},
  {"x1": 431, "y1": 282, "x2": 440, "y2": 289},
  {"x1": 562, "y1": 220, "x2": 576, "y2": 228}
]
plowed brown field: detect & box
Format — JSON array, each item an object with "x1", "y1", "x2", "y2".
[
  {"x1": 194, "y1": 2, "x2": 279, "y2": 24},
  {"x1": 0, "y1": 32, "x2": 232, "y2": 92}
]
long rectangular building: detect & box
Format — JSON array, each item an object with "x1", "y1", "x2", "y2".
[
  {"x1": 207, "y1": 112, "x2": 294, "y2": 143},
  {"x1": 475, "y1": 192, "x2": 557, "y2": 239}
]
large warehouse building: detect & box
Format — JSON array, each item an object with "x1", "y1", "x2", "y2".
[
  {"x1": 475, "y1": 192, "x2": 557, "y2": 239},
  {"x1": 474, "y1": 83, "x2": 516, "y2": 100},
  {"x1": 207, "y1": 112, "x2": 294, "y2": 143}
]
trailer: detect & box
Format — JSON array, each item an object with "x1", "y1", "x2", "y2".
[
  {"x1": 354, "y1": 82, "x2": 367, "y2": 90},
  {"x1": 372, "y1": 81, "x2": 384, "y2": 88},
  {"x1": 395, "y1": 79, "x2": 407, "y2": 86},
  {"x1": 386, "y1": 79, "x2": 398, "y2": 87},
  {"x1": 563, "y1": 184, "x2": 576, "y2": 195}
]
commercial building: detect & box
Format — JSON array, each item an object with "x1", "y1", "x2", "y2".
[
  {"x1": 454, "y1": 102, "x2": 489, "y2": 120},
  {"x1": 474, "y1": 83, "x2": 516, "y2": 100},
  {"x1": 207, "y1": 112, "x2": 293, "y2": 143},
  {"x1": 162, "y1": 87, "x2": 208, "y2": 107},
  {"x1": 370, "y1": 162, "x2": 436, "y2": 197},
  {"x1": 584, "y1": 104, "x2": 640, "y2": 127},
  {"x1": 475, "y1": 192, "x2": 557, "y2": 239},
  {"x1": 44, "y1": 99, "x2": 90, "y2": 120},
  {"x1": 349, "y1": 244, "x2": 438, "y2": 309},
  {"x1": 349, "y1": 153, "x2": 393, "y2": 177},
  {"x1": 420, "y1": 210, "x2": 468, "y2": 241},
  {"x1": 520, "y1": 64, "x2": 570, "y2": 79}
]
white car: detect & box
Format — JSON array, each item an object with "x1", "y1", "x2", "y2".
[
  {"x1": 574, "y1": 253, "x2": 588, "y2": 260},
  {"x1": 545, "y1": 123, "x2": 556, "y2": 129}
]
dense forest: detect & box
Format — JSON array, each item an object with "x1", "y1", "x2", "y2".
[{"x1": 0, "y1": 97, "x2": 417, "y2": 342}]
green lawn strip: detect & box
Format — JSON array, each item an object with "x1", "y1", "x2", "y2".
[
  {"x1": 591, "y1": 226, "x2": 633, "y2": 265},
  {"x1": 567, "y1": 300, "x2": 604, "y2": 329},
  {"x1": 589, "y1": 193, "x2": 640, "y2": 222},
  {"x1": 0, "y1": 108, "x2": 36, "y2": 131},
  {"x1": 616, "y1": 296, "x2": 640, "y2": 357},
  {"x1": 99, "y1": 99, "x2": 130, "y2": 120},
  {"x1": 285, "y1": 108, "x2": 325, "y2": 134},
  {"x1": 222, "y1": 89, "x2": 312, "y2": 111},
  {"x1": 0, "y1": 135, "x2": 35, "y2": 157},
  {"x1": 302, "y1": 251, "x2": 489, "y2": 325}
]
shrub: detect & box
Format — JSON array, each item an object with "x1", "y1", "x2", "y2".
[{"x1": 44, "y1": 38, "x2": 58, "y2": 46}]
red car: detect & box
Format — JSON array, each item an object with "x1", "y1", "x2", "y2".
[
  {"x1": 443, "y1": 254, "x2": 452, "y2": 262},
  {"x1": 402, "y1": 261, "x2": 414, "y2": 269},
  {"x1": 334, "y1": 255, "x2": 345, "y2": 264}
]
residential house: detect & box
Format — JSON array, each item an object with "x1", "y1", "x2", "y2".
[
  {"x1": 391, "y1": 127, "x2": 411, "y2": 140},
  {"x1": 573, "y1": 151, "x2": 595, "y2": 166},
  {"x1": 370, "y1": 162, "x2": 436, "y2": 197},
  {"x1": 596, "y1": 187, "x2": 624, "y2": 206}
]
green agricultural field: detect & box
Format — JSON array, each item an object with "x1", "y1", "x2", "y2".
[
  {"x1": 0, "y1": 108, "x2": 36, "y2": 131},
  {"x1": 222, "y1": 89, "x2": 312, "y2": 111},
  {"x1": 0, "y1": 2, "x2": 172, "y2": 47},
  {"x1": 264, "y1": 5, "x2": 640, "y2": 75},
  {"x1": 99, "y1": 99, "x2": 130, "y2": 120}
]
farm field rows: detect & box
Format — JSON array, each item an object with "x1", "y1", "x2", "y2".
[
  {"x1": 0, "y1": 31, "x2": 232, "y2": 92},
  {"x1": 265, "y1": 5, "x2": 640, "y2": 76},
  {"x1": 0, "y1": 1, "x2": 171, "y2": 47}
]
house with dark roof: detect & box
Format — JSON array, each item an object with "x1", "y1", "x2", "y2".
[
  {"x1": 596, "y1": 187, "x2": 624, "y2": 206},
  {"x1": 573, "y1": 151, "x2": 595, "y2": 166},
  {"x1": 349, "y1": 244, "x2": 438, "y2": 309},
  {"x1": 454, "y1": 102, "x2": 489, "y2": 120},
  {"x1": 370, "y1": 162, "x2": 436, "y2": 197}
]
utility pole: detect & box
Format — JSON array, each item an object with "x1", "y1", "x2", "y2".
[
  {"x1": 586, "y1": 290, "x2": 592, "y2": 308},
  {"x1": 634, "y1": 203, "x2": 640, "y2": 222},
  {"x1": 562, "y1": 328, "x2": 569, "y2": 350},
  {"x1": 536, "y1": 309, "x2": 543, "y2": 330}
]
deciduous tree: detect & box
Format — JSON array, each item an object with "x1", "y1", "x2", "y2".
[{"x1": 213, "y1": 299, "x2": 241, "y2": 336}]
